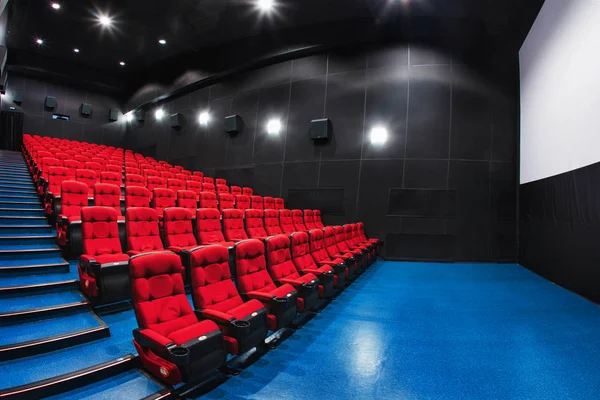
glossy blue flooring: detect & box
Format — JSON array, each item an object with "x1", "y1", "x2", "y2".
[
  {"x1": 0, "y1": 289, "x2": 84, "y2": 311},
  {"x1": 197, "y1": 261, "x2": 600, "y2": 400}
]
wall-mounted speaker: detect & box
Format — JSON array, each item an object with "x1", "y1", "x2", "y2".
[
  {"x1": 224, "y1": 115, "x2": 243, "y2": 134},
  {"x1": 171, "y1": 113, "x2": 182, "y2": 130},
  {"x1": 136, "y1": 110, "x2": 145, "y2": 122},
  {"x1": 12, "y1": 91, "x2": 22, "y2": 105},
  {"x1": 80, "y1": 103, "x2": 92, "y2": 117},
  {"x1": 310, "y1": 118, "x2": 331, "y2": 140},
  {"x1": 108, "y1": 109, "x2": 119, "y2": 122},
  {"x1": 45, "y1": 96, "x2": 57, "y2": 110}
]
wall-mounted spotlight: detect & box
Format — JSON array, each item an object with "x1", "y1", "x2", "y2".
[
  {"x1": 35, "y1": 38, "x2": 44, "y2": 45},
  {"x1": 257, "y1": 0, "x2": 275, "y2": 12},
  {"x1": 198, "y1": 111, "x2": 210, "y2": 126},
  {"x1": 125, "y1": 112, "x2": 134, "y2": 122},
  {"x1": 155, "y1": 108, "x2": 165, "y2": 120},
  {"x1": 267, "y1": 119, "x2": 282, "y2": 135},
  {"x1": 73, "y1": 48, "x2": 80, "y2": 53},
  {"x1": 158, "y1": 39, "x2": 166, "y2": 45},
  {"x1": 51, "y1": 2, "x2": 61, "y2": 10},
  {"x1": 119, "y1": 61, "x2": 126, "y2": 66},
  {"x1": 98, "y1": 14, "x2": 113, "y2": 27},
  {"x1": 369, "y1": 126, "x2": 388, "y2": 145}
]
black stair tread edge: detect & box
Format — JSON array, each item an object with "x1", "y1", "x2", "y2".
[
  {"x1": 0, "y1": 225, "x2": 52, "y2": 228},
  {"x1": 0, "y1": 354, "x2": 137, "y2": 399},
  {"x1": 0, "y1": 201, "x2": 43, "y2": 204},
  {"x1": 0, "y1": 216, "x2": 47, "y2": 219},
  {"x1": 0, "y1": 235, "x2": 56, "y2": 239},
  {"x1": 0, "y1": 248, "x2": 61, "y2": 254},
  {"x1": 0, "y1": 300, "x2": 91, "y2": 321},
  {"x1": 0, "y1": 263, "x2": 69, "y2": 274},
  {"x1": 0, "y1": 207, "x2": 44, "y2": 210},
  {"x1": 0, "y1": 280, "x2": 78, "y2": 294}
]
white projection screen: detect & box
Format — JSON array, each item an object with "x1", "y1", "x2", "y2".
[{"x1": 520, "y1": 0, "x2": 600, "y2": 184}]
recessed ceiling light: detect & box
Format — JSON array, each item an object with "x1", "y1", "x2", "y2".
[
  {"x1": 158, "y1": 39, "x2": 166, "y2": 45},
  {"x1": 98, "y1": 14, "x2": 113, "y2": 27},
  {"x1": 370, "y1": 126, "x2": 388, "y2": 145},
  {"x1": 155, "y1": 109, "x2": 165, "y2": 120},
  {"x1": 198, "y1": 111, "x2": 210, "y2": 125},
  {"x1": 51, "y1": 2, "x2": 60, "y2": 10},
  {"x1": 119, "y1": 61, "x2": 125, "y2": 66},
  {"x1": 35, "y1": 38, "x2": 44, "y2": 45},
  {"x1": 73, "y1": 48, "x2": 80, "y2": 53},
  {"x1": 257, "y1": 0, "x2": 275, "y2": 11},
  {"x1": 267, "y1": 118, "x2": 281, "y2": 135},
  {"x1": 125, "y1": 112, "x2": 134, "y2": 122}
]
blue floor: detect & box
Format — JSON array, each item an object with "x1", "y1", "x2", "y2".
[
  {"x1": 196, "y1": 261, "x2": 600, "y2": 400},
  {"x1": 0, "y1": 260, "x2": 77, "y2": 287},
  {"x1": 0, "y1": 289, "x2": 84, "y2": 311}
]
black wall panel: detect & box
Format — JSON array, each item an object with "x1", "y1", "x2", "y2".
[
  {"x1": 125, "y1": 41, "x2": 519, "y2": 261},
  {"x1": 4, "y1": 75, "x2": 125, "y2": 145}
]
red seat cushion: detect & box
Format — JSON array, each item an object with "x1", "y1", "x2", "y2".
[
  {"x1": 167, "y1": 320, "x2": 219, "y2": 345},
  {"x1": 227, "y1": 299, "x2": 264, "y2": 320}
]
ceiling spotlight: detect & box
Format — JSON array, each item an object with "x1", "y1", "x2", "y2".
[
  {"x1": 267, "y1": 119, "x2": 281, "y2": 135},
  {"x1": 119, "y1": 61, "x2": 125, "y2": 66},
  {"x1": 125, "y1": 112, "x2": 134, "y2": 122},
  {"x1": 73, "y1": 48, "x2": 80, "y2": 53},
  {"x1": 155, "y1": 109, "x2": 165, "y2": 120},
  {"x1": 198, "y1": 112, "x2": 210, "y2": 126},
  {"x1": 98, "y1": 14, "x2": 113, "y2": 27},
  {"x1": 257, "y1": 0, "x2": 275, "y2": 11},
  {"x1": 158, "y1": 39, "x2": 166, "y2": 45},
  {"x1": 35, "y1": 38, "x2": 44, "y2": 45},
  {"x1": 51, "y1": 2, "x2": 61, "y2": 10},
  {"x1": 370, "y1": 126, "x2": 388, "y2": 145}
]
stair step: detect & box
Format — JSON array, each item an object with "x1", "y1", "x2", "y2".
[
  {"x1": 0, "y1": 290, "x2": 88, "y2": 324},
  {"x1": 0, "y1": 248, "x2": 63, "y2": 263},
  {"x1": 0, "y1": 216, "x2": 49, "y2": 226},
  {"x1": 0, "y1": 183, "x2": 36, "y2": 190},
  {"x1": 0, "y1": 193, "x2": 41, "y2": 200},
  {"x1": 0, "y1": 279, "x2": 78, "y2": 296},
  {"x1": 0, "y1": 225, "x2": 52, "y2": 235},
  {"x1": 0, "y1": 201, "x2": 43, "y2": 210},
  {"x1": 0, "y1": 234, "x2": 56, "y2": 247},
  {"x1": 0, "y1": 261, "x2": 69, "y2": 276},
  {"x1": 0, "y1": 208, "x2": 44, "y2": 217},
  {"x1": 0, "y1": 309, "x2": 110, "y2": 361}
]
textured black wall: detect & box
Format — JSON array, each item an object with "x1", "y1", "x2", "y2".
[
  {"x1": 1, "y1": 75, "x2": 125, "y2": 147},
  {"x1": 125, "y1": 41, "x2": 519, "y2": 261}
]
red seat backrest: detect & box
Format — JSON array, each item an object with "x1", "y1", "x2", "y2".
[
  {"x1": 279, "y1": 209, "x2": 295, "y2": 234},
  {"x1": 231, "y1": 186, "x2": 243, "y2": 196},
  {"x1": 218, "y1": 193, "x2": 234, "y2": 212},
  {"x1": 81, "y1": 206, "x2": 123, "y2": 257},
  {"x1": 85, "y1": 162, "x2": 104, "y2": 174},
  {"x1": 63, "y1": 160, "x2": 83, "y2": 176},
  {"x1": 199, "y1": 191, "x2": 218, "y2": 209},
  {"x1": 100, "y1": 172, "x2": 121, "y2": 186},
  {"x1": 60, "y1": 181, "x2": 89, "y2": 219},
  {"x1": 313, "y1": 210, "x2": 324, "y2": 229},
  {"x1": 265, "y1": 235, "x2": 301, "y2": 282},
  {"x1": 168, "y1": 179, "x2": 186, "y2": 192},
  {"x1": 215, "y1": 178, "x2": 226, "y2": 186},
  {"x1": 126, "y1": 207, "x2": 164, "y2": 253},
  {"x1": 191, "y1": 175, "x2": 204, "y2": 183},
  {"x1": 235, "y1": 195, "x2": 250, "y2": 211},
  {"x1": 147, "y1": 176, "x2": 166, "y2": 193},
  {"x1": 303, "y1": 209, "x2": 316, "y2": 230},
  {"x1": 126, "y1": 186, "x2": 151, "y2": 209},
  {"x1": 263, "y1": 197, "x2": 275, "y2": 210},
  {"x1": 187, "y1": 181, "x2": 203, "y2": 198},
  {"x1": 264, "y1": 209, "x2": 283, "y2": 236},
  {"x1": 93, "y1": 183, "x2": 122, "y2": 216},
  {"x1": 245, "y1": 209, "x2": 267, "y2": 239},
  {"x1": 175, "y1": 173, "x2": 188, "y2": 181},
  {"x1": 216, "y1": 184, "x2": 229, "y2": 194},
  {"x1": 193, "y1": 171, "x2": 204, "y2": 178},
  {"x1": 163, "y1": 208, "x2": 197, "y2": 249},
  {"x1": 126, "y1": 167, "x2": 140, "y2": 176},
  {"x1": 177, "y1": 190, "x2": 198, "y2": 212},
  {"x1": 309, "y1": 229, "x2": 333, "y2": 263},
  {"x1": 275, "y1": 198, "x2": 285, "y2": 210},
  {"x1": 290, "y1": 231, "x2": 318, "y2": 271},
  {"x1": 47, "y1": 167, "x2": 72, "y2": 196},
  {"x1": 334, "y1": 226, "x2": 351, "y2": 252},
  {"x1": 196, "y1": 208, "x2": 226, "y2": 245},
  {"x1": 222, "y1": 209, "x2": 248, "y2": 242},
  {"x1": 323, "y1": 227, "x2": 341, "y2": 257},
  {"x1": 161, "y1": 171, "x2": 175, "y2": 180},
  {"x1": 234, "y1": 239, "x2": 277, "y2": 294},
  {"x1": 126, "y1": 174, "x2": 145, "y2": 188},
  {"x1": 292, "y1": 209, "x2": 306, "y2": 231},
  {"x1": 242, "y1": 187, "x2": 253, "y2": 196},
  {"x1": 251, "y1": 196, "x2": 263, "y2": 210},
  {"x1": 105, "y1": 164, "x2": 122, "y2": 174},
  {"x1": 152, "y1": 188, "x2": 176, "y2": 217},
  {"x1": 76, "y1": 169, "x2": 97, "y2": 197},
  {"x1": 203, "y1": 177, "x2": 214, "y2": 185},
  {"x1": 202, "y1": 183, "x2": 215, "y2": 193}
]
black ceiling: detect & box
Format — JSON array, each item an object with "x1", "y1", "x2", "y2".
[{"x1": 5, "y1": 0, "x2": 544, "y2": 96}]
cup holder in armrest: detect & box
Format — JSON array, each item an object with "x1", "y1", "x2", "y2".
[
  {"x1": 167, "y1": 345, "x2": 190, "y2": 365},
  {"x1": 231, "y1": 319, "x2": 251, "y2": 336}
]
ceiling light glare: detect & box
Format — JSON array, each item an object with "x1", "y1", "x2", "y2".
[
  {"x1": 158, "y1": 39, "x2": 166, "y2": 45},
  {"x1": 155, "y1": 109, "x2": 165, "y2": 120},
  {"x1": 73, "y1": 48, "x2": 80, "y2": 53},
  {"x1": 267, "y1": 119, "x2": 281, "y2": 135},
  {"x1": 35, "y1": 38, "x2": 44, "y2": 45},
  {"x1": 51, "y1": 2, "x2": 61, "y2": 10},
  {"x1": 198, "y1": 112, "x2": 210, "y2": 126},
  {"x1": 257, "y1": 0, "x2": 275, "y2": 11},
  {"x1": 125, "y1": 112, "x2": 134, "y2": 122},
  {"x1": 370, "y1": 126, "x2": 388, "y2": 145},
  {"x1": 98, "y1": 14, "x2": 113, "y2": 27},
  {"x1": 119, "y1": 61, "x2": 125, "y2": 66}
]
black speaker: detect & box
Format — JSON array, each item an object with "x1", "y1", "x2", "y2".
[
  {"x1": 80, "y1": 103, "x2": 92, "y2": 117},
  {"x1": 45, "y1": 96, "x2": 57, "y2": 110},
  {"x1": 12, "y1": 91, "x2": 22, "y2": 105},
  {"x1": 108, "y1": 109, "x2": 119, "y2": 122},
  {"x1": 171, "y1": 113, "x2": 182, "y2": 130},
  {"x1": 136, "y1": 110, "x2": 145, "y2": 122},
  {"x1": 224, "y1": 115, "x2": 243, "y2": 134},
  {"x1": 310, "y1": 118, "x2": 331, "y2": 140}
]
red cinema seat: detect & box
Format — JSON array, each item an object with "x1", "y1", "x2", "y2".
[
  {"x1": 44, "y1": 167, "x2": 72, "y2": 215},
  {"x1": 323, "y1": 227, "x2": 358, "y2": 279},
  {"x1": 163, "y1": 208, "x2": 198, "y2": 260},
  {"x1": 303, "y1": 210, "x2": 317, "y2": 230},
  {"x1": 199, "y1": 191, "x2": 218, "y2": 209},
  {"x1": 126, "y1": 174, "x2": 145, "y2": 188},
  {"x1": 196, "y1": 209, "x2": 234, "y2": 247},
  {"x1": 55, "y1": 180, "x2": 88, "y2": 251},
  {"x1": 217, "y1": 185, "x2": 229, "y2": 194},
  {"x1": 177, "y1": 190, "x2": 198, "y2": 212},
  {"x1": 152, "y1": 188, "x2": 176, "y2": 219},
  {"x1": 126, "y1": 186, "x2": 151, "y2": 209},
  {"x1": 126, "y1": 167, "x2": 141, "y2": 176},
  {"x1": 279, "y1": 209, "x2": 296, "y2": 235},
  {"x1": 313, "y1": 210, "x2": 325, "y2": 229},
  {"x1": 264, "y1": 209, "x2": 283, "y2": 236},
  {"x1": 78, "y1": 207, "x2": 130, "y2": 304},
  {"x1": 37, "y1": 157, "x2": 61, "y2": 188},
  {"x1": 191, "y1": 175, "x2": 204, "y2": 183},
  {"x1": 250, "y1": 196, "x2": 263, "y2": 210},
  {"x1": 147, "y1": 176, "x2": 167, "y2": 195},
  {"x1": 203, "y1": 177, "x2": 214, "y2": 185},
  {"x1": 335, "y1": 225, "x2": 368, "y2": 268},
  {"x1": 244, "y1": 209, "x2": 268, "y2": 241},
  {"x1": 202, "y1": 183, "x2": 216, "y2": 193},
  {"x1": 144, "y1": 169, "x2": 160, "y2": 179},
  {"x1": 310, "y1": 228, "x2": 355, "y2": 281},
  {"x1": 63, "y1": 160, "x2": 83, "y2": 176},
  {"x1": 242, "y1": 187, "x2": 253, "y2": 196},
  {"x1": 234, "y1": 195, "x2": 250, "y2": 211},
  {"x1": 274, "y1": 198, "x2": 284, "y2": 210},
  {"x1": 218, "y1": 193, "x2": 234, "y2": 212},
  {"x1": 193, "y1": 172, "x2": 204, "y2": 178},
  {"x1": 161, "y1": 171, "x2": 175, "y2": 180},
  {"x1": 76, "y1": 169, "x2": 97, "y2": 198},
  {"x1": 215, "y1": 178, "x2": 226, "y2": 186},
  {"x1": 130, "y1": 251, "x2": 226, "y2": 385},
  {"x1": 291, "y1": 209, "x2": 307, "y2": 232},
  {"x1": 125, "y1": 207, "x2": 164, "y2": 255},
  {"x1": 105, "y1": 164, "x2": 122, "y2": 174},
  {"x1": 263, "y1": 197, "x2": 275, "y2": 210},
  {"x1": 345, "y1": 224, "x2": 375, "y2": 265},
  {"x1": 222, "y1": 209, "x2": 248, "y2": 243},
  {"x1": 175, "y1": 173, "x2": 189, "y2": 181},
  {"x1": 265, "y1": 235, "x2": 320, "y2": 311},
  {"x1": 168, "y1": 179, "x2": 186, "y2": 193},
  {"x1": 230, "y1": 186, "x2": 242, "y2": 196},
  {"x1": 189, "y1": 245, "x2": 269, "y2": 355},
  {"x1": 85, "y1": 161, "x2": 104, "y2": 175},
  {"x1": 234, "y1": 239, "x2": 298, "y2": 331},
  {"x1": 186, "y1": 180, "x2": 203, "y2": 199},
  {"x1": 93, "y1": 183, "x2": 124, "y2": 219},
  {"x1": 100, "y1": 171, "x2": 121, "y2": 187},
  {"x1": 358, "y1": 221, "x2": 382, "y2": 249},
  {"x1": 291, "y1": 231, "x2": 342, "y2": 292}
]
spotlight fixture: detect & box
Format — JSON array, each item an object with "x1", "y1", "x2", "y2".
[
  {"x1": 35, "y1": 38, "x2": 44, "y2": 45},
  {"x1": 158, "y1": 39, "x2": 166, "y2": 45},
  {"x1": 119, "y1": 61, "x2": 125, "y2": 66},
  {"x1": 198, "y1": 111, "x2": 210, "y2": 126},
  {"x1": 97, "y1": 14, "x2": 113, "y2": 27},
  {"x1": 267, "y1": 119, "x2": 281, "y2": 135},
  {"x1": 73, "y1": 48, "x2": 80, "y2": 53},
  {"x1": 125, "y1": 112, "x2": 134, "y2": 122},
  {"x1": 51, "y1": 2, "x2": 61, "y2": 10},
  {"x1": 257, "y1": 0, "x2": 275, "y2": 11},
  {"x1": 369, "y1": 126, "x2": 388, "y2": 145},
  {"x1": 155, "y1": 109, "x2": 165, "y2": 120}
]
